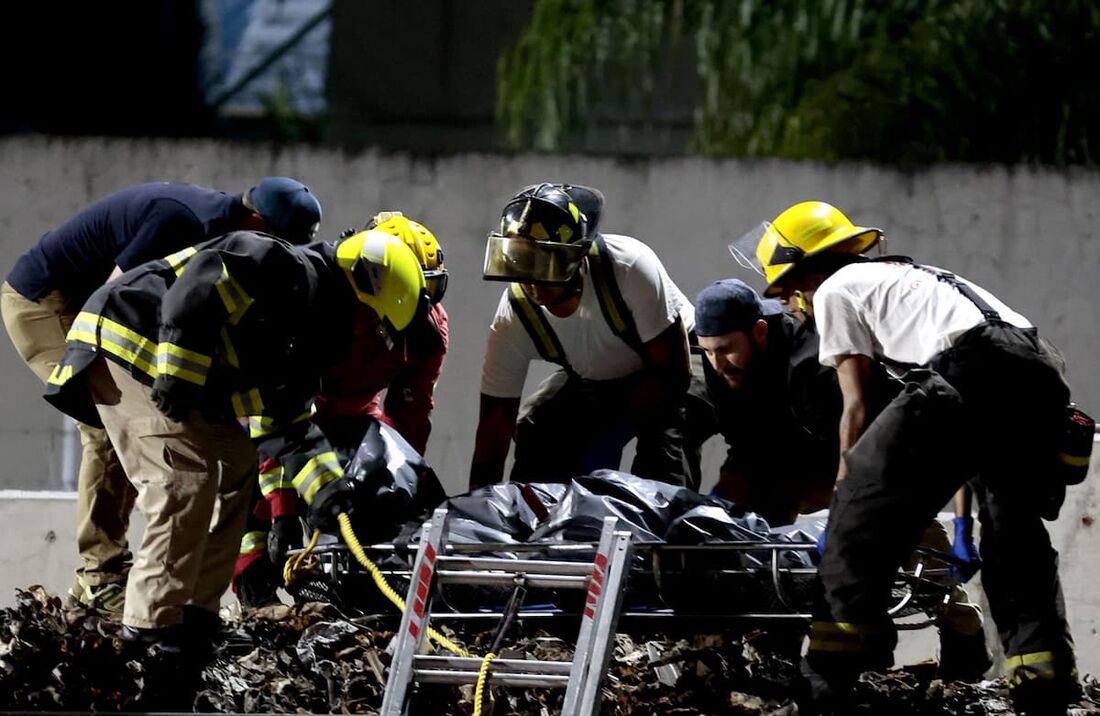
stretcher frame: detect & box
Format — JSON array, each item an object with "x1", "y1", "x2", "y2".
[{"x1": 292, "y1": 537, "x2": 961, "y2": 631}]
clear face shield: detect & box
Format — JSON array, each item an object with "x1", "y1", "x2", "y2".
[
  {"x1": 482, "y1": 233, "x2": 590, "y2": 285},
  {"x1": 727, "y1": 222, "x2": 771, "y2": 278}
]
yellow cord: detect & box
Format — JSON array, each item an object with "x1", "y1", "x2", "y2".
[
  {"x1": 337, "y1": 512, "x2": 472, "y2": 658},
  {"x1": 473, "y1": 652, "x2": 496, "y2": 716},
  {"x1": 283, "y1": 528, "x2": 322, "y2": 586}
]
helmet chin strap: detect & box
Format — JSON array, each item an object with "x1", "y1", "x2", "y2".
[{"x1": 539, "y1": 271, "x2": 584, "y2": 308}]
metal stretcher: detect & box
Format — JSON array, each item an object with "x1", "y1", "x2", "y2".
[{"x1": 290, "y1": 533, "x2": 961, "y2": 632}]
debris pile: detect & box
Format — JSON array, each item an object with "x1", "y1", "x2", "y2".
[{"x1": 3, "y1": 586, "x2": 1100, "y2": 714}]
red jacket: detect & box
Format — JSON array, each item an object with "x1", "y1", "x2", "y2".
[{"x1": 312, "y1": 302, "x2": 448, "y2": 455}]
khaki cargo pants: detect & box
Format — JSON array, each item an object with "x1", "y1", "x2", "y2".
[
  {"x1": 87, "y1": 358, "x2": 257, "y2": 628},
  {"x1": 0, "y1": 281, "x2": 135, "y2": 587}
]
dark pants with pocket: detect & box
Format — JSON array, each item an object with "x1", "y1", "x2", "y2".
[{"x1": 805, "y1": 322, "x2": 1076, "y2": 702}]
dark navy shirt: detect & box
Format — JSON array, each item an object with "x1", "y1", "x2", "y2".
[{"x1": 7, "y1": 182, "x2": 247, "y2": 306}]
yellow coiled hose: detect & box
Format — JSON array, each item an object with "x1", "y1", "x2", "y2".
[
  {"x1": 336, "y1": 512, "x2": 472, "y2": 659},
  {"x1": 283, "y1": 514, "x2": 495, "y2": 712}
]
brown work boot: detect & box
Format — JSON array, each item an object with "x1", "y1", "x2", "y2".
[{"x1": 63, "y1": 576, "x2": 126, "y2": 617}]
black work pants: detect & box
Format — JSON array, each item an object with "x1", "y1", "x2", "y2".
[
  {"x1": 806, "y1": 322, "x2": 1075, "y2": 695},
  {"x1": 511, "y1": 368, "x2": 699, "y2": 489}
]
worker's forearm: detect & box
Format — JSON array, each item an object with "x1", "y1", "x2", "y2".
[
  {"x1": 470, "y1": 431, "x2": 508, "y2": 487},
  {"x1": 954, "y1": 485, "x2": 972, "y2": 518},
  {"x1": 836, "y1": 401, "x2": 867, "y2": 482},
  {"x1": 626, "y1": 372, "x2": 683, "y2": 425},
  {"x1": 469, "y1": 458, "x2": 505, "y2": 489}
]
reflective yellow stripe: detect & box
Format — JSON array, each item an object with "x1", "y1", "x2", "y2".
[
  {"x1": 65, "y1": 312, "x2": 159, "y2": 378},
  {"x1": 68, "y1": 312, "x2": 158, "y2": 376},
  {"x1": 1057, "y1": 451, "x2": 1091, "y2": 467},
  {"x1": 589, "y1": 242, "x2": 628, "y2": 333},
  {"x1": 509, "y1": 283, "x2": 563, "y2": 362},
  {"x1": 67, "y1": 312, "x2": 99, "y2": 343},
  {"x1": 1006, "y1": 651, "x2": 1056, "y2": 670},
  {"x1": 231, "y1": 388, "x2": 264, "y2": 417},
  {"x1": 156, "y1": 342, "x2": 212, "y2": 385},
  {"x1": 249, "y1": 416, "x2": 278, "y2": 439},
  {"x1": 807, "y1": 621, "x2": 880, "y2": 653},
  {"x1": 259, "y1": 466, "x2": 292, "y2": 496},
  {"x1": 249, "y1": 411, "x2": 311, "y2": 438},
  {"x1": 97, "y1": 318, "x2": 158, "y2": 378},
  {"x1": 239, "y1": 530, "x2": 266, "y2": 554},
  {"x1": 220, "y1": 327, "x2": 240, "y2": 368},
  {"x1": 1006, "y1": 650, "x2": 1060, "y2": 686},
  {"x1": 47, "y1": 363, "x2": 74, "y2": 386},
  {"x1": 292, "y1": 451, "x2": 342, "y2": 504},
  {"x1": 165, "y1": 246, "x2": 198, "y2": 276},
  {"x1": 214, "y1": 264, "x2": 253, "y2": 325}
]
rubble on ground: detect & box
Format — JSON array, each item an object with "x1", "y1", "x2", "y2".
[{"x1": 3, "y1": 586, "x2": 1100, "y2": 714}]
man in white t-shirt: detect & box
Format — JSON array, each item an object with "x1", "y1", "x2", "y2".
[
  {"x1": 750, "y1": 201, "x2": 1080, "y2": 715},
  {"x1": 469, "y1": 183, "x2": 699, "y2": 491}
]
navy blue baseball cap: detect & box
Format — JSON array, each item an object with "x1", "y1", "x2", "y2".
[
  {"x1": 694, "y1": 279, "x2": 783, "y2": 337},
  {"x1": 250, "y1": 176, "x2": 322, "y2": 243}
]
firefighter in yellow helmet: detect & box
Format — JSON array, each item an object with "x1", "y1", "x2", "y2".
[
  {"x1": 233, "y1": 213, "x2": 451, "y2": 608},
  {"x1": 748, "y1": 201, "x2": 1083, "y2": 714},
  {"x1": 44, "y1": 229, "x2": 424, "y2": 659}
]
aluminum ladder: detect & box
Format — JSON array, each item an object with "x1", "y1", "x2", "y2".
[{"x1": 380, "y1": 507, "x2": 634, "y2": 715}]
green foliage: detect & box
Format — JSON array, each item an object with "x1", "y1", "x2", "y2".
[
  {"x1": 496, "y1": 0, "x2": 1100, "y2": 164},
  {"x1": 496, "y1": 0, "x2": 680, "y2": 150}
]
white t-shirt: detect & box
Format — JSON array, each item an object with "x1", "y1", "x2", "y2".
[
  {"x1": 480, "y1": 234, "x2": 695, "y2": 398},
  {"x1": 814, "y1": 260, "x2": 1032, "y2": 369}
]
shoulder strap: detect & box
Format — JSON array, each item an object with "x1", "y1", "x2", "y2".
[
  {"x1": 587, "y1": 235, "x2": 646, "y2": 357},
  {"x1": 507, "y1": 283, "x2": 572, "y2": 369},
  {"x1": 873, "y1": 255, "x2": 1001, "y2": 321}
]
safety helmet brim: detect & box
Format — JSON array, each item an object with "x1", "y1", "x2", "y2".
[{"x1": 482, "y1": 233, "x2": 590, "y2": 285}]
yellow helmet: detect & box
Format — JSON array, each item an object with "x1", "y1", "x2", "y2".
[
  {"x1": 335, "y1": 229, "x2": 426, "y2": 331},
  {"x1": 756, "y1": 201, "x2": 882, "y2": 296},
  {"x1": 367, "y1": 211, "x2": 448, "y2": 303}
]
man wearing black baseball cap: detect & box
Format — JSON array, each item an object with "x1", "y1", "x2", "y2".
[
  {"x1": 1, "y1": 176, "x2": 322, "y2": 615},
  {"x1": 245, "y1": 176, "x2": 322, "y2": 243},
  {"x1": 693, "y1": 278, "x2": 838, "y2": 523}
]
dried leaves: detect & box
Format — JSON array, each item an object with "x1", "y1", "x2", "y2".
[{"x1": 4, "y1": 586, "x2": 1100, "y2": 714}]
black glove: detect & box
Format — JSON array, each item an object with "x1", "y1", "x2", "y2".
[
  {"x1": 150, "y1": 380, "x2": 202, "y2": 422},
  {"x1": 306, "y1": 478, "x2": 357, "y2": 533},
  {"x1": 267, "y1": 516, "x2": 304, "y2": 569},
  {"x1": 235, "y1": 558, "x2": 280, "y2": 609}
]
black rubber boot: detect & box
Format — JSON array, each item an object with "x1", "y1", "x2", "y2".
[
  {"x1": 937, "y1": 628, "x2": 994, "y2": 682},
  {"x1": 1011, "y1": 676, "x2": 1082, "y2": 716}
]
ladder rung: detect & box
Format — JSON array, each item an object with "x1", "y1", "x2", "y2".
[
  {"x1": 415, "y1": 655, "x2": 573, "y2": 675},
  {"x1": 413, "y1": 659, "x2": 576, "y2": 673},
  {"x1": 437, "y1": 556, "x2": 595, "y2": 576},
  {"x1": 413, "y1": 669, "x2": 572, "y2": 688},
  {"x1": 436, "y1": 571, "x2": 588, "y2": 589}
]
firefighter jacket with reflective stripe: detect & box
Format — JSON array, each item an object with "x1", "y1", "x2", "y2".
[{"x1": 45, "y1": 231, "x2": 358, "y2": 512}]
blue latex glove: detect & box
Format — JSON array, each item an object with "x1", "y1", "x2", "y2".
[
  {"x1": 816, "y1": 527, "x2": 827, "y2": 556},
  {"x1": 950, "y1": 515, "x2": 982, "y2": 583},
  {"x1": 579, "y1": 422, "x2": 638, "y2": 474}
]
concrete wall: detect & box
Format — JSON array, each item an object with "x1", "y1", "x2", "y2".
[{"x1": 1, "y1": 136, "x2": 1097, "y2": 493}]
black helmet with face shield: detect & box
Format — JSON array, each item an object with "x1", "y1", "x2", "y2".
[{"x1": 482, "y1": 183, "x2": 590, "y2": 285}]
